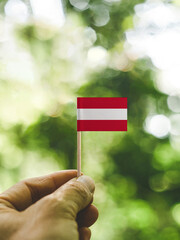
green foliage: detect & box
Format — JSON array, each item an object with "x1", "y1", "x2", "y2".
[
  {"x1": 0, "y1": 0, "x2": 180, "y2": 240},
  {"x1": 14, "y1": 114, "x2": 77, "y2": 168}
]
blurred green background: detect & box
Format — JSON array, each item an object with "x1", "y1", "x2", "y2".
[{"x1": 0, "y1": 0, "x2": 180, "y2": 239}]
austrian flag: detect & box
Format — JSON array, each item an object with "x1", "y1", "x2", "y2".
[{"x1": 77, "y1": 97, "x2": 127, "y2": 131}]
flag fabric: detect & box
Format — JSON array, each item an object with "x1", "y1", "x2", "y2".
[{"x1": 77, "y1": 97, "x2": 127, "y2": 131}]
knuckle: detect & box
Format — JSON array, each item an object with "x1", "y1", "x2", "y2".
[
  {"x1": 45, "y1": 195, "x2": 74, "y2": 219},
  {"x1": 38, "y1": 195, "x2": 67, "y2": 218},
  {"x1": 67, "y1": 181, "x2": 90, "y2": 201},
  {"x1": 38, "y1": 181, "x2": 92, "y2": 220}
]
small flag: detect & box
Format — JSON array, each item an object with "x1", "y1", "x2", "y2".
[{"x1": 77, "y1": 97, "x2": 127, "y2": 131}]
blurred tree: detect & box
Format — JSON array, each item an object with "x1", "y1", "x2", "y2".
[{"x1": 0, "y1": 0, "x2": 180, "y2": 240}]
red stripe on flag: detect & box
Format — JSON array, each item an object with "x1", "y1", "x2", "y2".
[
  {"x1": 77, "y1": 97, "x2": 127, "y2": 109},
  {"x1": 77, "y1": 120, "x2": 127, "y2": 131}
]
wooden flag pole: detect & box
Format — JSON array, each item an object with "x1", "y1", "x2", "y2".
[{"x1": 77, "y1": 131, "x2": 81, "y2": 177}]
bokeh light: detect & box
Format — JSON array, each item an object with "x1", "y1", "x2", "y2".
[
  {"x1": 167, "y1": 95, "x2": 180, "y2": 113},
  {"x1": 30, "y1": 0, "x2": 65, "y2": 27},
  {"x1": 126, "y1": 1, "x2": 180, "y2": 95},
  {"x1": 69, "y1": 0, "x2": 90, "y2": 11},
  {"x1": 172, "y1": 203, "x2": 180, "y2": 225},
  {"x1": 87, "y1": 46, "x2": 108, "y2": 68},
  {"x1": 145, "y1": 115, "x2": 171, "y2": 138},
  {"x1": 170, "y1": 114, "x2": 180, "y2": 136},
  {"x1": 91, "y1": 4, "x2": 110, "y2": 27},
  {"x1": 5, "y1": 0, "x2": 29, "y2": 22}
]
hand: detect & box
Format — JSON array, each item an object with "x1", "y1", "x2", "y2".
[{"x1": 0, "y1": 170, "x2": 98, "y2": 240}]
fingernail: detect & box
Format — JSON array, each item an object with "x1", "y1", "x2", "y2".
[{"x1": 77, "y1": 175, "x2": 95, "y2": 193}]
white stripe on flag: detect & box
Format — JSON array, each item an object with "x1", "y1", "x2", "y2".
[{"x1": 77, "y1": 109, "x2": 127, "y2": 120}]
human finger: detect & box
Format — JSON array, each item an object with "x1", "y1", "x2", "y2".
[
  {"x1": 45, "y1": 175, "x2": 95, "y2": 220},
  {"x1": 0, "y1": 170, "x2": 78, "y2": 210},
  {"x1": 79, "y1": 227, "x2": 91, "y2": 240},
  {"x1": 77, "y1": 204, "x2": 98, "y2": 227}
]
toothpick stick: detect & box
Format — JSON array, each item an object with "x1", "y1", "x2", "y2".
[{"x1": 77, "y1": 131, "x2": 81, "y2": 177}]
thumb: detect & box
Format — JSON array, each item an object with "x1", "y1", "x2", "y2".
[{"x1": 45, "y1": 175, "x2": 95, "y2": 220}]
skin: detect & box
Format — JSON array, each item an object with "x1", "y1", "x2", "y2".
[{"x1": 0, "y1": 170, "x2": 98, "y2": 240}]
